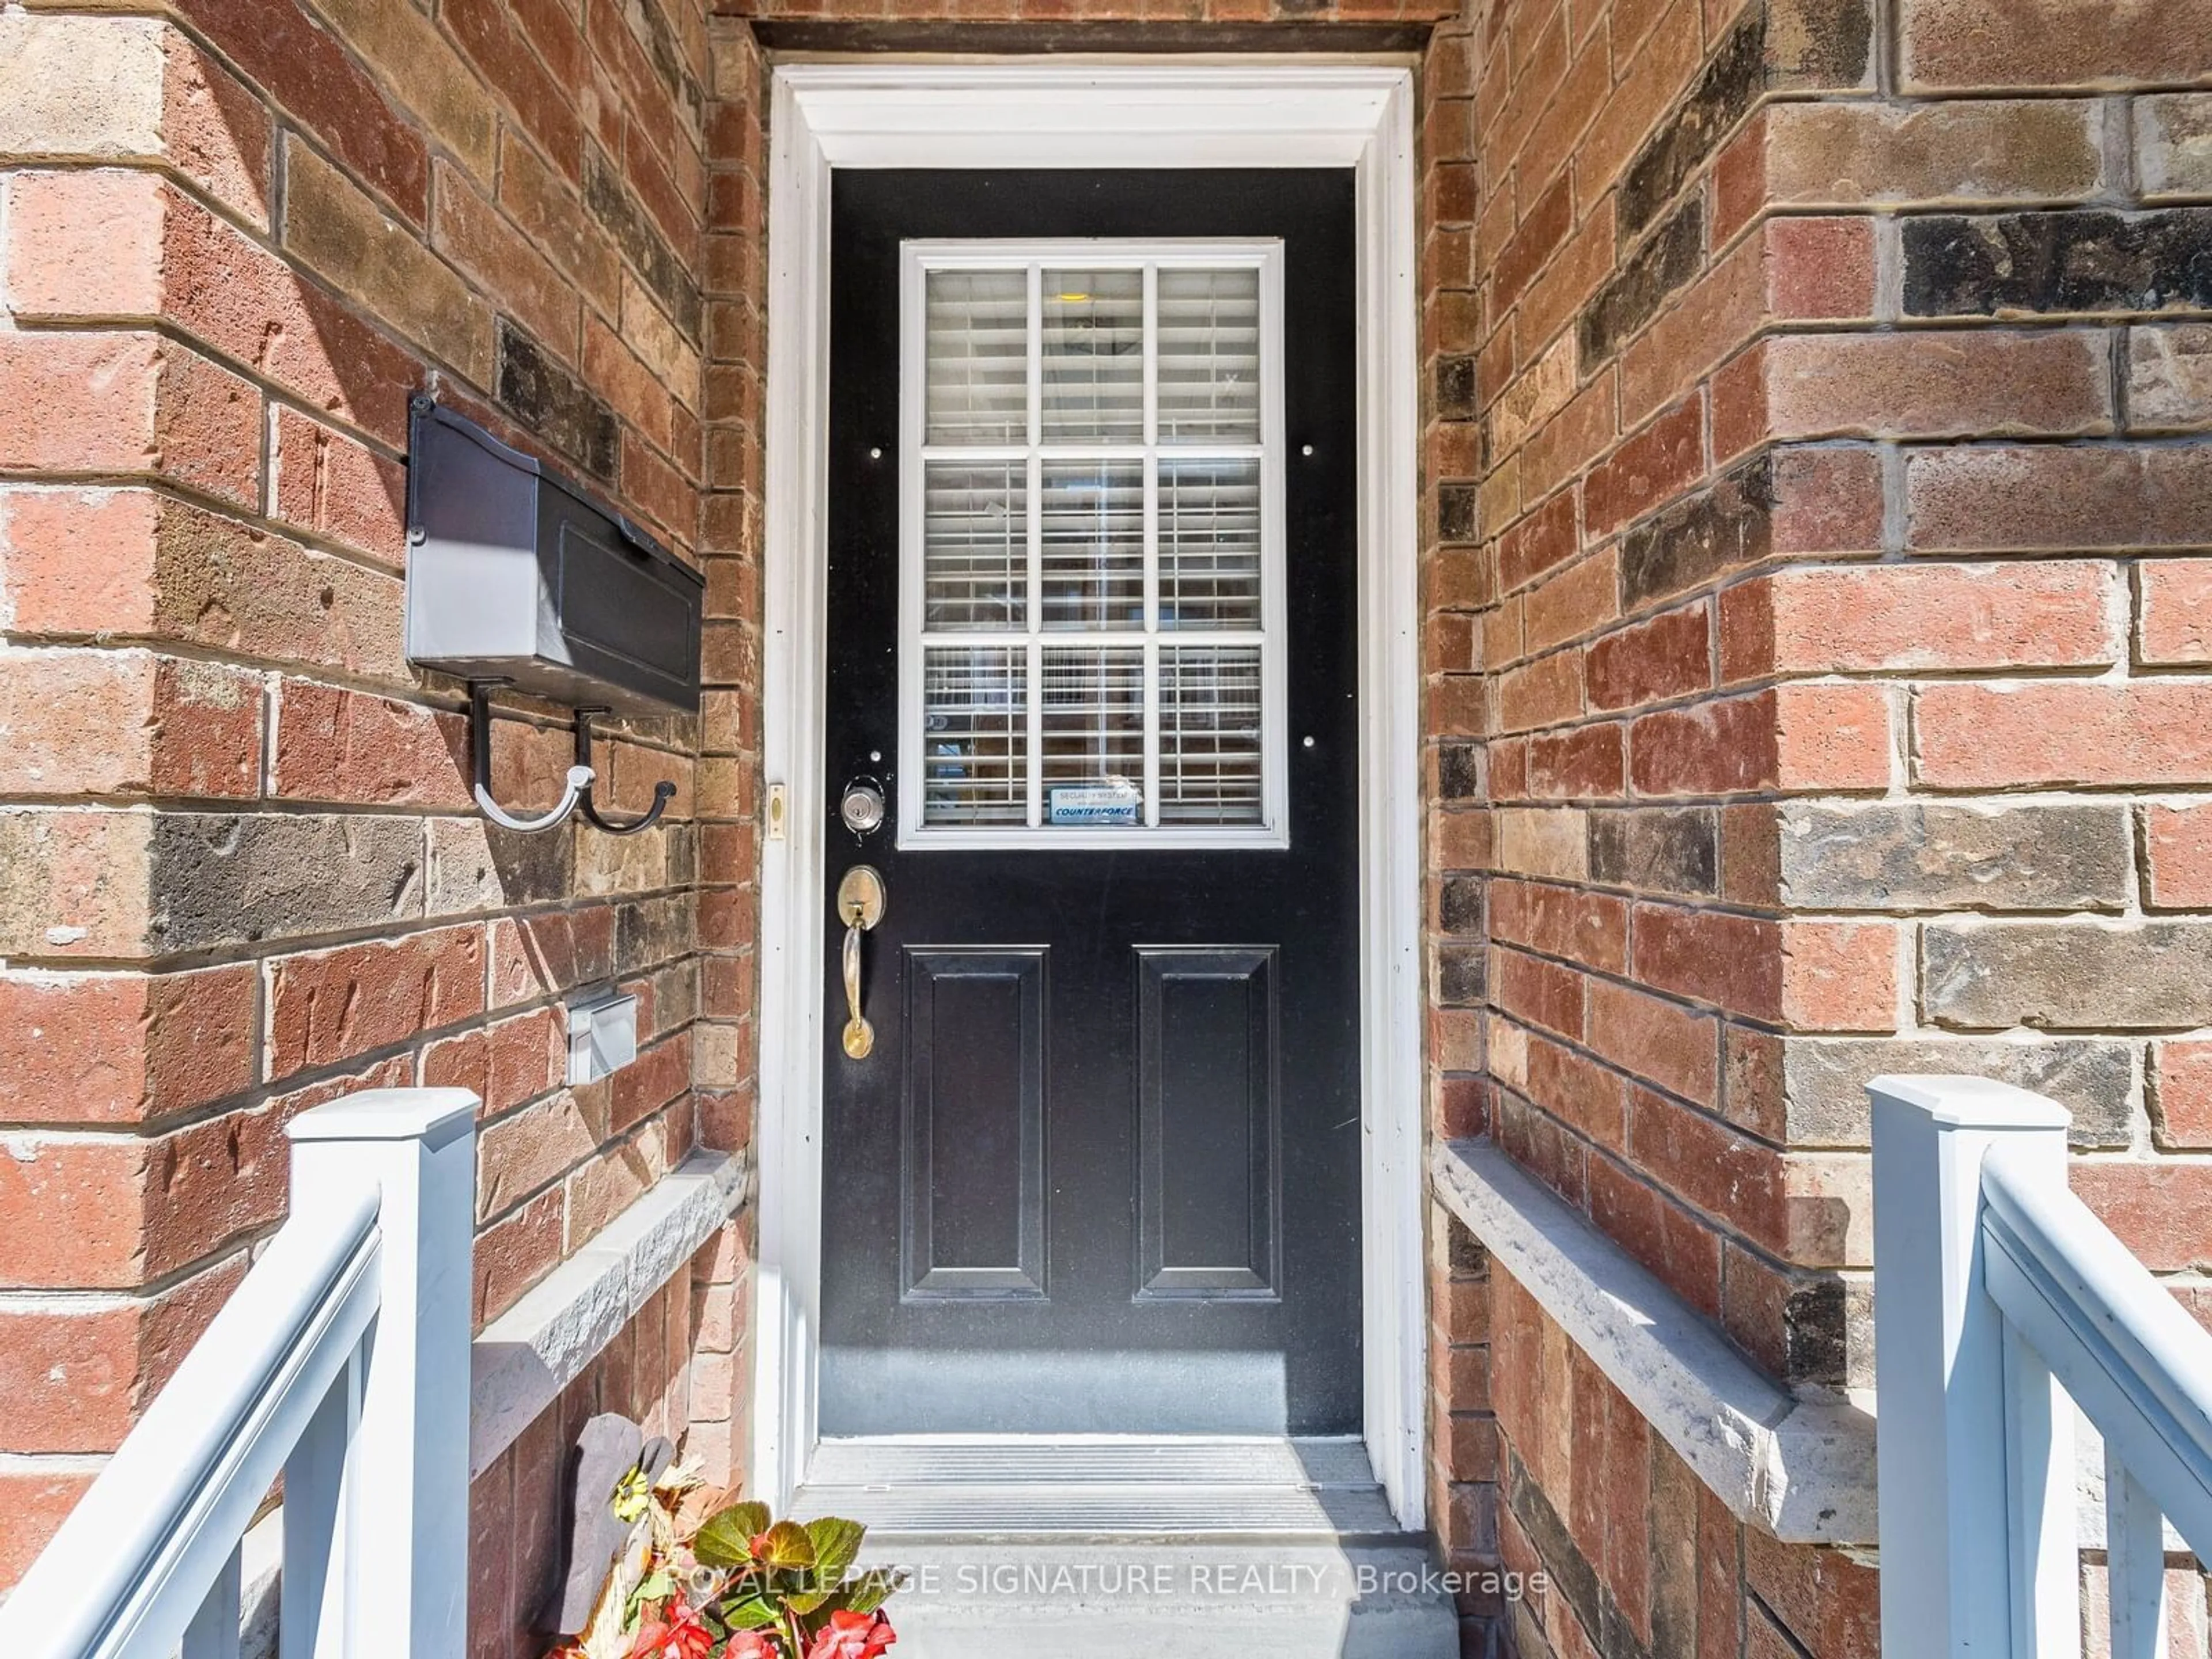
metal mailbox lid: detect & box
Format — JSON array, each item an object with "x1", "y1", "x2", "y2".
[{"x1": 404, "y1": 399, "x2": 704, "y2": 716}]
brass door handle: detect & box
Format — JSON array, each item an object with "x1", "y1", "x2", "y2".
[{"x1": 836, "y1": 865, "x2": 887, "y2": 1059}]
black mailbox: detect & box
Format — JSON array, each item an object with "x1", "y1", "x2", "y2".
[{"x1": 404, "y1": 399, "x2": 703, "y2": 716}]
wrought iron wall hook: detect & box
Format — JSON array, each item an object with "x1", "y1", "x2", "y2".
[
  {"x1": 574, "y1": 709, "x2": 676, "y2": 836},
  {"x1": 469, "y1": 680, "x2": 593, "y2": 834}
]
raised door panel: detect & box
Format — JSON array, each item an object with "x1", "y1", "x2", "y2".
[
  {"x1": 1136, "y1": 946, "x2": 1279, "y2": 1299},
  {"x1": 900, "y1": 947, "x2": 1048, "y2": 1298}
]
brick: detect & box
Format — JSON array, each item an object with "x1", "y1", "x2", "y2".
[
  {"x1": 1490, "y1": 879, "x2": 1629, "y2": 974},
  {"x1": 478, "y1": 1090, "x2": 601, "y2": 1221},
  {"x1": 150, "y1": 500, "x2": 408, "y2": 684},
  {"x1": 0, "y1": 16, "x2": 165, "y2": 158},
  {"x1": 189, "y1": 0, "x2": 429, "y2": 222},
  {"x1": 306, "y1": 0, "x2": 497, "y2": 180},
  {"x1": 1916, "y1": 681, "x2": 2212, "y2": 789},
  {"x1": 1617, "y1": 12, "x2": 1764, "y2": 238},
  {"x1": 1498, "y1": 489, "x2": 1578, "y2": 594},
  {"x1": 1726, "y1": 562, "x2": 2119, "y2": 677},
  {"x1": 1498, "y1": 650, "x2": 1584, "y2": 732},
  {"x1": 1491, "y1": 335, "x2": 1574, "y2": 456},
  {"x1": 1584, "y1": 399, "x2": 1705, "y2": 541},
  {"x1": 1588, "y1": 979, "x2": 1718, "y2": 1105},
  {"x1": 1918, "y1": 445, "x2": 2212, "y2": 554},
  {"x1": 2141, "y1": 558, "x2": 2212, "y2": 665},
  {"x1": 1495, "y1": 808, "x2": 1590, "y2": 882},
  {"x1": 1588, "y1": 806, "x2": 1718, "y2": 897},
  {"x1": 434, "y1": 160, "x2": 580, "y2": 360},
  {"x1": 1902, "y1": 0, "x2": 2212, "y2": 90},
  {"x1": 1763, "y1": 217, "x2": 1878, "y2": 324},
  {"x1": 1755, "y1": 99, "x2": 2106, "y2": 207},
  {"x1": 1525, "y1": 723, "x2": 1624, "y2": 799},
  {"x1": 157, "y1": 29, "x2": 273, "y2": 227},
  {"x1": 1494, "y1": 174, "x2": 1574, "y2": 314},
  {"x1": 268, "y1": 407, "x2": 408, "y2": 567},
  {"x1": 1635, "y1": 904, "x2": 1779, "y2": 1020},
  {"x1": 1618, "y1": 456, "x2": 1772, "y2": 612},
  {"x1": 1628, "y1": 1087, "x2": 1781, "y2": 1242},
  {"x1": 0, "y1": 966, "x2": 257, "y2": 1126},
  {"x1": 2073, "y1": 1162, "x2": 2212, "y2": 1274},
  {"x1": 2130, "y1": 324, "x2": 2212, "y2": 434},
  {"x1": 1784, "y1": 1035, "x2": 2133, "y2": 1149},
  {"x1": 1579, "y1": 199, "x2": 1706, "y2": 368},
  {"x1": 0, "y1": 810, "x2": 156, "y2": 960},
  {"x1": 1780, "y1": 921, "x2": 1895, "y2": 1032},
  {"x1": 1496, "y1": 950, "x2": 1585, "y2": 1042},
  {"x1": 2150, "y1": 802, "x2": 2212, "y2": 912},
  {"x1": 0, "y1": 1257, "x2": 241, "y2": 1452},
  {"x1": 2153, "y1": 1039, "x2": 2212, "y2": 1150},
  {"x1": 2138, "y1": 94, "x2": 2212, "y2": 201},
  {"x1": 1523, "y1": 553, "x2": 1619, "y2": 656},
  {"x1": 1775, "y1": 681, "x2": 1891, "y2": 791},
  {"x1": 1587, "y1": 604, "x2": 1711, "y2": 712},
  {"x1": 147, "y1": 813, "x2": 425, "y2": 955},
  {"x1": 0, "y1": 650, "x2": 258, "y2": 801},
  {"x1": 274, "y1": 681, "x2": 469, "y2": 808},
  {"x1": 5, "y1": 169, "x2": 165, "y2": 318},
  {"x1": 582, "y1": 145, "x2": 702, "y2": 340},
  {"x1": 501, "y1": 132, "x2": 622, "y2": 320},
  {"x1": 1722, "y1": 330, "x2": 2113, "y2": 445},
  {"x1": 474, "y1": 1184, "x2": 566, "y2": 1325},
  {"x1": 267, "y1": 925, "x2": 487, "y2": 1081},
  {"x1": 1780, "y1": 802, "x2": 2132, "y2": 912},
  {"x1": 1904, "y1": 209, "x2": 2212, "y2": 319},
  {"x1": 0, "y1": 1469, "x2": 95, "y2": 1591},
  {"x1": 1629, "y1": 693, "x2": 1775, "y2": 797},
  {"x1": 1927, "y1": 921, "x2": 2212, "y2": 1031},
  {"x1": 497, "y1": 320, "x2": 620, "y2": 479},
  {"x1": 0, "y1": 334, "x2": 259, "y2": 509},
  {"x1": 282, "y1": 136, "x2": 493, "y2": 382}
]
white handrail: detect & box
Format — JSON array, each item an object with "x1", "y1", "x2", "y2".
[
  {"x1": 1, "y1": 1191, "x2": 380, "y2": 1659},
  {"x1": 0, "y1": 1089, "x2": 478, "y2": 1659},
  {"x1": 1980, "y1": 1145, "x2": 2212, "y2": 1554},
  {"x1": 1873, "y1": 1074, "x2": 2212, "y2": 1659}
]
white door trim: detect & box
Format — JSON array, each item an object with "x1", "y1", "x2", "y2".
[{"x1": 754, "y1": 56, "x2": 1427, "y2": 1529}]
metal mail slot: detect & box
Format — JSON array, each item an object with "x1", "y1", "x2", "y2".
[{"x1": 404, "y1": 398, "x2": 703, "y2": 715}]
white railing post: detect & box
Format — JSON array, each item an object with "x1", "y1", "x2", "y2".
[
  {"x1": 285, "y1": 1089, "x2": 477, "y2": 1659},
  {"x1": 1872, "y1": 1074, "x2": 2077, "y2": 1658}
]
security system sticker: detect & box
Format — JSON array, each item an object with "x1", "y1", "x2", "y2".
[{"x1": 1049, "y1": 781, "x2": 1142, "y2": 826}]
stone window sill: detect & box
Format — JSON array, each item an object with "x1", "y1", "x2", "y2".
[{"x1": 1429, "y1": 1138, "x2": 1877, "y2": 1548}]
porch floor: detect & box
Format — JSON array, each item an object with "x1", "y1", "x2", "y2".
[{"x1": 794, "y1": 1437, "x2": 1459, "y2": 1657}]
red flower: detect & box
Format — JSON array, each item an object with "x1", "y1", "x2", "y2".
[
  {"x1": 629, "y1": 1612, "x2": 716, "y2": 1659},
  {"x1": 803, "y1": 1609, "x2": 895, "y2": 1659},
  {"x1": 724, "y1": 1633, "x2": 783, "y2": 1659}
]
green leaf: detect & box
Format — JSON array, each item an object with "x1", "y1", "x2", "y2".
[
  {"x1": 841, "y1": 1568, "x2": 899, "y2": 1617},
  {"x1": 804, "y1": 1517, "x2": 866, "y2": 1584},
  {"x1": 635, "y1": 1569, "x2": 673, "y2": 1603},
  {"x1": 692, "y1": 1502, "x2": 772, "y2": 1567},
  {"x1": 783, "y1": 1589, "x2": 831, "y2": 1616},
  {"x1": 755, "y1": 1520, "x2": 816, "y2": 1572},
  {"x1": 719, "y1": 1596, "x2": 779, "y2": 1630}
]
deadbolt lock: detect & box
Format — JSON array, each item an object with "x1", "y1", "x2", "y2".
[{"x1": 840, "y1": 778, "x2": 886, "y2": 838}]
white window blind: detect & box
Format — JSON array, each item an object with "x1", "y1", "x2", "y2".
[{"x1": 899, "y1": 240, "x2": 1288, "y2": 849}]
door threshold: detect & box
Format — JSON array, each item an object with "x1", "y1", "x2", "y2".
[{"x1": 792, "y1": 1434, "x2": 1408, "y2": 1540}]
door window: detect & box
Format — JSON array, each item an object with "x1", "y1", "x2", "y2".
[{"x1": 898, "y1": 241, "x2": 1288, "y2": 849}]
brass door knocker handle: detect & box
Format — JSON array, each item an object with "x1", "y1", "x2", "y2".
[{"x1": 836, "y1": 866, "x2": 887, "y2": 1059}]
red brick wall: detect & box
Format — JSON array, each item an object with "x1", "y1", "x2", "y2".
[
  {"x1": 1439, "y1": 0, "x2": 2212, "y2": 1651},
  {"x1": 0, "y1": 0, "x2": 748, "y2": 1634}
]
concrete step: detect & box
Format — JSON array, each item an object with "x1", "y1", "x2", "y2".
[
  {"x1": 849, "y1": 1538, "x2": 1461, "y2": 1658},
  {"x1": 791, "y1": 1437, "x2": 1460, "y2": 1657}
]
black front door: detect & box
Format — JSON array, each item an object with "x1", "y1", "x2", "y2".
[{"x1": 820, "y1": 169, "x2": 1361, "y2": 1436}]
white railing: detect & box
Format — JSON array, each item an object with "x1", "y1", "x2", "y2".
[
  {"x1": 0, "y1": 1089, "x2": 479, "y2": 1659},
  {"x1": 1873, "y1": 1074, "x2": 2212, "y2": 1657}
]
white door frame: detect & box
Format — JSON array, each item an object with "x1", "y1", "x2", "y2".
[{"x1": 752, "y1": 57, "x2": 1427, "y2": 1529}]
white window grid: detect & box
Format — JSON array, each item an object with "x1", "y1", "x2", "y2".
[{"x1": 896, "y1": 237, "x2": 1291, "y2": 851}]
